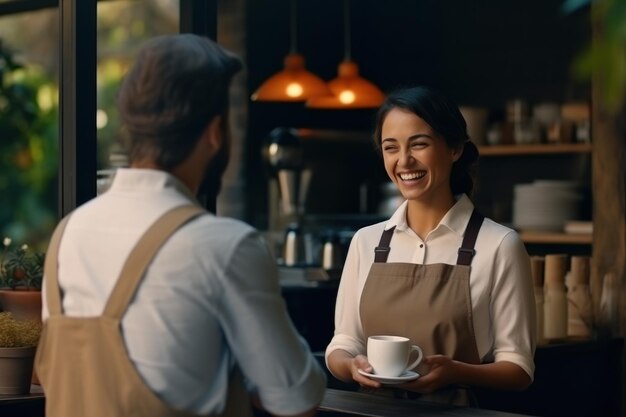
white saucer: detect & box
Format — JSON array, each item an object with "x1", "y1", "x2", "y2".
[{"x1": 358, "y1": 369, "x2": 420, "y2": 384}]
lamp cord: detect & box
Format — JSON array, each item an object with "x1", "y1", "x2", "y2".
[
  {"x1": 344, "y1": 0, "x2": 351, "y2": 60},
  {"x1": 290, "y1": 0, "x2": 297, "y2": 54}
]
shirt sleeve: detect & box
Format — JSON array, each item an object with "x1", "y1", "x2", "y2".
[
  {"x1": 215, "y1": 231, "x2": 326, "y2": 416},
  {"x1": 325, "y1": 230, "x2": 367, "y2": 374},
  {"x1": 490, "y1": 231, "x2": 537, "y2": 380}
]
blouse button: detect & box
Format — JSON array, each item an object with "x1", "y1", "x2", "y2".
[{"x1": 419, "y1": 244, "x2": 424, "y2": 248}]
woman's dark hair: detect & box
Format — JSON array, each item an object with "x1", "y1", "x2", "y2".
[
  {"x1": 117, "y1": 34, "x2": 242, "y2": 169},
  {"x1": 373, "y1": 86, "x2": 479, "y2": 197}
]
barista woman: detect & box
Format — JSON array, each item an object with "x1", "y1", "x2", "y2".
[{"x1": 325, "y1": 86, "x2": 536, "y2": 405}]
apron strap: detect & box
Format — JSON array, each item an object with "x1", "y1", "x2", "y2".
[
  {"x1": 102, "y1": 205, "x2": 205, "y2": 320},
  {"x1": 43, "y1": 215, "x2": 73, "y2": 316},
  {"x1": 374, "y1": 226, "x2": 396, "y2": 263},
  {"x1": 456, "y1": 210, "x2": 485, "y2": 266}
]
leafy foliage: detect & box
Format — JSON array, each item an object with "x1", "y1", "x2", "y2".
[
  {"x1": 0, "y1": 239, "x2": 44, "y2": 290},
  {"x1": 563, "y1": 0, "x2": 626, "y2": 114},
  {"x1": 0, "y1": 41, "x2": 58, "y2": 248}
]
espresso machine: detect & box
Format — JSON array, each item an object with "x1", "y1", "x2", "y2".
[
  {"x1": 264, "y1": 127, "x2": 311, "y2": 220},
  {"x1": 264, "y1": 127, "x2": 312, "y2": 267},
  {"x1": 263, "y1": 128, "x2": 347, "y2": 285}
]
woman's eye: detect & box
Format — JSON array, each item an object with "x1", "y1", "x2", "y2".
[
  {"x1": 383, "y1": 145, "x2": 397, "y2": 152},
  {"x1": 411, "y1": 141, "x2": 427, "y2": 148}
]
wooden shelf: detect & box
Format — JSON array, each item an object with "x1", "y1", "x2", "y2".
[
  {"x1": 519, "y1": 231, "x2": 592, "y2": 245},
  {"x1": 479, "y1": 143, "x2": 592, "y2": 156}
]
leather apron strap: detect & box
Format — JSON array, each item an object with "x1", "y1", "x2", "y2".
[
  {"x1": 102, "y1": 205, "x2": 205, "y2": 320},
  {"x1": 43, "y1": 205, "x2": 206, "y2": 318},
  {"x1": 43, "y1": 215, "x2": 72, "y2": 316},
  {"x1": 456, "y1": 210, "x2": 484, "y2": 266},
  {"x1": 373, "y1": 210, "x2": 484, "y2": 266},
  {"x1": 374, "y1": 226, "x2": 396, "y2": 263}
]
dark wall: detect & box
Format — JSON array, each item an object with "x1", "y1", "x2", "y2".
[{"x1": 245, "y1": 0, "x2": 590, "y2": 228}]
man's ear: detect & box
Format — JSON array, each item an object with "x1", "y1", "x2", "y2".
[{"x1": 203, "y1": 115, "x2": 223, "y2": 156}]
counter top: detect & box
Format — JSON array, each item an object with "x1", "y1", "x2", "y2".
[
  {"x1": 318, "y1": 388, "x2": 536, "y2": 416},
  {"x1": 4, "y1": 386, "x2": 533, "y2": 417},
  {"x1": 0, "y1": 384, "x2": 44, "y2": 417}
]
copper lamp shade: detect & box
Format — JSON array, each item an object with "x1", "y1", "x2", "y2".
[
  {"x1": 306, "y1": 0, "x2": 384, "y2": 109},
  {"x1": 306, "y1": 60, "x2": 384, "y2": 109},
  {"x1": 251, "y1": 53, "x2": 331, "y2": 102}
]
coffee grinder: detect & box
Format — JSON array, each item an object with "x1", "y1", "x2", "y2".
[{"x1": 264, "y1": 127, "x2": 312, "y2": 266}]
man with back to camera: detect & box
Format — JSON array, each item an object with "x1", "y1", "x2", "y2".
[{"x1": 35, "y1": 34, "x2": 326, "y2": 417}]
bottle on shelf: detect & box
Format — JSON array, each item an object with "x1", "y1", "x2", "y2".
[{"x1": 543, "y1": 254, "x2": 568, "y2": 341}]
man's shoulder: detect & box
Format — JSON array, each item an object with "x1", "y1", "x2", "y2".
[
  {"x1": 182, "y1": 213, "x2": 258, "y2": 247},
  {"x1": 191, "y1": 213, "x2": 255, "y2": 234}
]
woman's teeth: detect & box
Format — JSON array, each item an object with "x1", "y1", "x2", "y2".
[{"x1": 399, "y1": 171, "x2": 425, "y2": 181}]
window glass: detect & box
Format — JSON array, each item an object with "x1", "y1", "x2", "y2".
[
  {"x1": 96, "y1": 0, "x2": 178, "y2": 192},
  {"x1": 0, "y1": 9, "x2": 59, "y2": 250},
  {"x1": 0, "y1": 1, "x2": 180, "y2": 248}
]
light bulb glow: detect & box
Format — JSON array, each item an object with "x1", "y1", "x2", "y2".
[
  {"x1": 286, "y1": 83, "x2": 304, "y2": 98},
  {"x1": 96, "y1": 109, "x2": 109, "y2": 129},
  {"x1": 339, "y1": 90, "x2": 356, "y2": 104}
]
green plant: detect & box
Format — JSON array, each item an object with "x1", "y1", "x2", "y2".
[
  {"x1": 563, "y1": 0, "x2": 626, "y2": 114},
  {"x1": 0, "y1": 40, "x2": 58, "y2": 248},
  {"x1": 0, "y1": 312, "x2": 40, "y2": 348},
  {"x1": 0, "y1": 237, "x2": 44, "y2": 290}
]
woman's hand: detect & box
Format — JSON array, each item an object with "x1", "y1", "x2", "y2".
[
  {"x1": 350, "y1": 354, "x2": 382, "y2": 389},
  {"x1": 398, "y1": 355, "x2": 457, "y2": 394},
  {"x1": 397, "y1": 356, "x2": 532, "y2": 393},
  {"x1": 327, "y1": 349, "x2": 381, "y2": 389}
]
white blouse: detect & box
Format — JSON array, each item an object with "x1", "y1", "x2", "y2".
[{"x1": 325, "y1": 194, "x2": 536, "y2": 380}]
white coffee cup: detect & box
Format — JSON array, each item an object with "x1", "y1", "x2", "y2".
[{"x1": 367, "y1": 335, "x2": 423, "y2": 377}]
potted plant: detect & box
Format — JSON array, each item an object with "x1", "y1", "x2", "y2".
[
  {"x1": 0, "y1": 237, "x2": 44, "y2": 322},
  {"x1": 0, "y1": 312, "x2": 41, "y2": 394}
]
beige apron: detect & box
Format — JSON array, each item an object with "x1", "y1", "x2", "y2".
[
  {"x1": 35, "y1": 205, "x2": 253, "y2": 417},
  {"x1": 359, "y1": 210, "x2": 484, "y2": 406}
]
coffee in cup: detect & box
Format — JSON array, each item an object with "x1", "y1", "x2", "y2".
[{"x1": 367, "y1": 335, "x2": 423, "y2": 377}]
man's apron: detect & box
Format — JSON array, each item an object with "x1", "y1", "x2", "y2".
[
  {"x1": 359, "y1": 210, "x2": 484, "y2": 406},
  {"x1": 35, "y1": 205, "x2": 253, "y2": 417}
]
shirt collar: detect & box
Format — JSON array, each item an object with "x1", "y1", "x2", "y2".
[
  {"x1": 385, "y1": 194, "x2": 475, "y2": 237},
  {"x1": 440, "y1": 194, "x2": 475, "y2": 236},
  {"x1": 109, "y1": 168, "x2": 200, "y2": 204}
]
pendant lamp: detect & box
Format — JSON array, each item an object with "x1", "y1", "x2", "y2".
[
  {"x1": 251, "y1": 0, "x2": 330, "y2": 102},
  {"x1": 306, "y1": 0, "x2": 385, "y2": 109}
]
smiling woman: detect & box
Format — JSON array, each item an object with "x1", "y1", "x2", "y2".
[
  {"x1": 373, "y1": 87, "x2": 479, "y2": 238},
  {"x1": 378, "y1": 108, "x2": 461, "y2": 223},
  {"x1": 325, "y1": 86, "x2": 536, "y2": 407}
]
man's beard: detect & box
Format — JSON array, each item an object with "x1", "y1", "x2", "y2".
[{"x1": 198, "y1": 128, "x2": 230, "y2": 213}]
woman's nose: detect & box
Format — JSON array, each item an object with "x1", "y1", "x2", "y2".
[{"x1": 398, "y1": 148, "x2": 413, "y2": 166}]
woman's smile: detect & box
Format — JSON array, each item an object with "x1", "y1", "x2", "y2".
[{"x1": 397, "y1": 170, "x2": 426, "y2": 182}]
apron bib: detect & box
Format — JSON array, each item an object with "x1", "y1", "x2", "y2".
[
  {"x1": 359, "y1": 210, "x2": 484, "y2": 405},
  {"x1": 35, "y1": 205, "x2": 253, "y2": 417}
]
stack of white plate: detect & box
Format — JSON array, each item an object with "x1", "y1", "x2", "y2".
[{"x1": 513, "y1": 180, "x2": 583, "y2": 232}]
